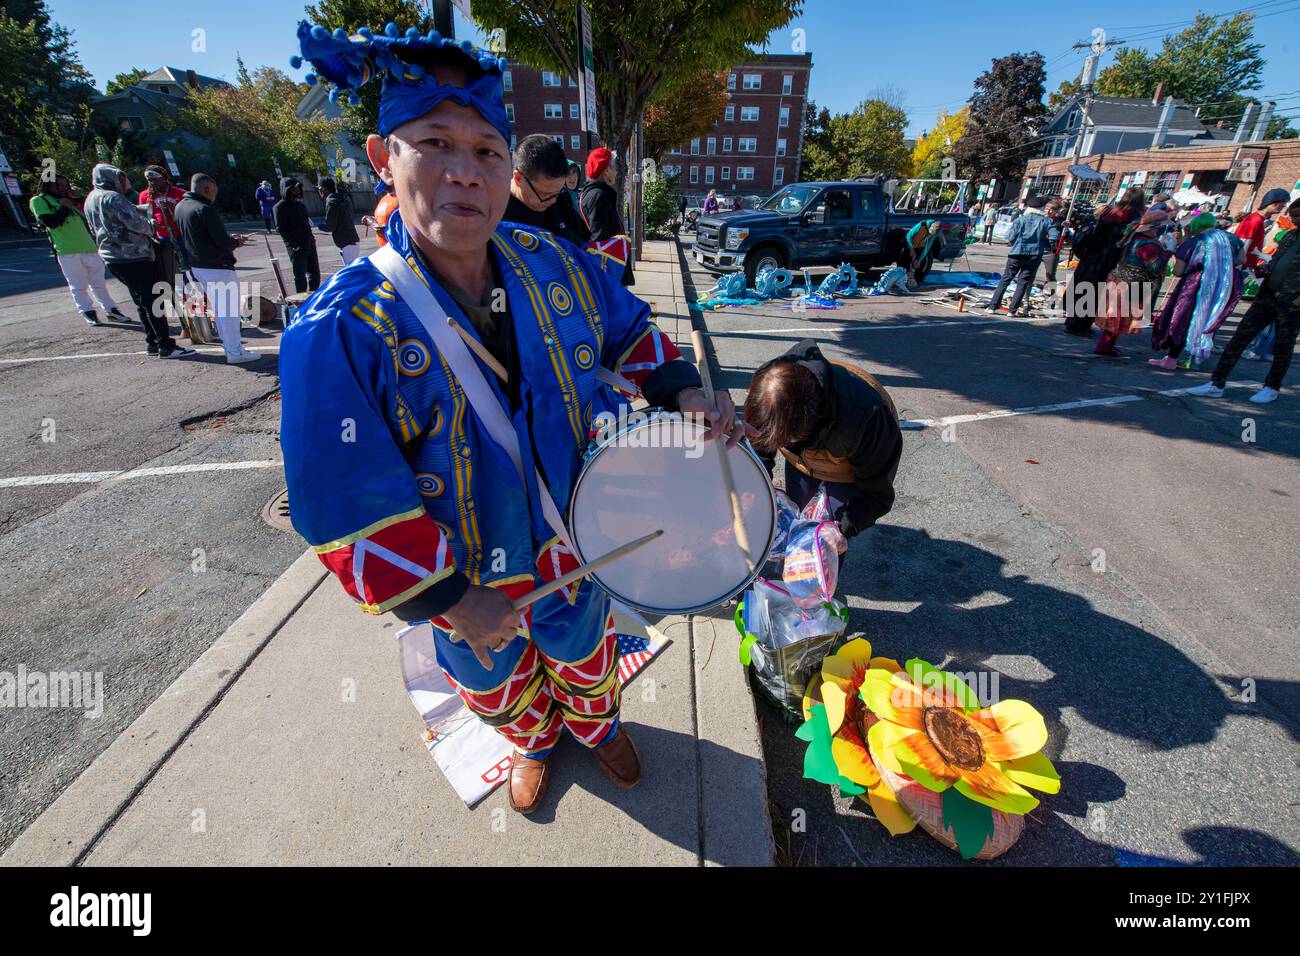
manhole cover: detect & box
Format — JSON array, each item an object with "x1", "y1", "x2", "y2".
[{"x1": 261, "y1": 488, "x2": 293, "y2": 531}]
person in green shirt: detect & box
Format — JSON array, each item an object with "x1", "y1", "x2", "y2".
[{"x1": 29, "y1": 175, "x2": 129, "y2": 326}]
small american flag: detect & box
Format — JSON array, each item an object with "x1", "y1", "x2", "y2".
[{"x1": 616, "y1": 632, "x2": 656, "y2": 684}]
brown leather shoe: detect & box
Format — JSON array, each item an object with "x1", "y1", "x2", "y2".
[
  {"x1": 594, "y1": 727, "x2": 642, "y2": 789},
  {"x1": 507, "y1": 751, "x2": 550, "y2": 813}
]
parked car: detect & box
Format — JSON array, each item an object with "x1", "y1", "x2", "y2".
[{"x1": 691, "y1": 181, "x2": 970, "y2": 284}]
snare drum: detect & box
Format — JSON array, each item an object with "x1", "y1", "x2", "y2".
[{"x1": 567, "y1": 410, "x2": 776, "y2": 614}]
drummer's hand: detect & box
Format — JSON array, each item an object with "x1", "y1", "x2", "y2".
[
  {"x1": 677, "y1": 386, "x2": 758, "y2": 449},
  {"x1": 444, "y1": 584, "x2": 519, "y2": 671}
]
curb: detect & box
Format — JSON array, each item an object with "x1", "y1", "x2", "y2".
[{"x1": 0, "y1": 550, "x2": 327, "y2": 867}]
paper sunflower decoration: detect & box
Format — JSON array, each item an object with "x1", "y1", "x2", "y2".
[{"x1": 798, "y1": 641, "x2": 1060, "y2": 859}]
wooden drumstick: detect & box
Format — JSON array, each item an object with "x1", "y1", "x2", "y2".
[
  {"x1": 448, "y1": 316, "x2": 509, "y2": 383},
  {"x1": 690, "y1": 330, "x2": 755, "y2": 575},
  {"x1": 510, "y1": 529, "x2": 664, "y2": 611}
]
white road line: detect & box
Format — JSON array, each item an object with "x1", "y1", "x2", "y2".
[
  {"x1": 0, "y1": 346, "x2": 280, "y2": 365},
  {"x1": 0, "y1": 459, "x2": 281, "y2": 489},
  {"x1": 901, "y1": 381, "x2": 1266, "y2": 429}
]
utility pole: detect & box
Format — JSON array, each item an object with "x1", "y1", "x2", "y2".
[{"x1": 1061, "y1": 29, "x2": 1120, "y2": 232}]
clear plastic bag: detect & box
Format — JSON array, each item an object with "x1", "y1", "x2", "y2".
[
  {"x1": 782, "y1": 519, "x2": 845, "y2": 608},
  {"x1": 737, "y1": 577, "x2": 848, "y2": 716}
]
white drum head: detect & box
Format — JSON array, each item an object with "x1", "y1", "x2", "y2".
[{"x1": 568, "y1": 413, "x2": 775, "y2": 614}]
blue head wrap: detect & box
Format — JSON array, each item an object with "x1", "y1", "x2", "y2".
[{"x1": 291, "y1": 21, "x2": 511, "y2": 144}]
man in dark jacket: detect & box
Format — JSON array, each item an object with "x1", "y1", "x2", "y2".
[
  {"x1": 744, "y1": 339, "x2": 902, "y2": 539},
  {"x1": 274, "y1": 178, "x2": 320, "y2": 293},
  {"x1": 175, "y1": 173, "x2": 258, "y2": 364},
  {"x1": 984, "y1": 195, "x2": 1060, "y2": 316},
  {"x1": 1189, "y1": 224, "x2": 1300, "y2": 404},
  {"x1": 580, "y1": 146, "x2": 634, "y2": 285},
  {"x1": 503, "y1": 134, "x2": 589, "y2": 245},
  {"x1": 318, "y1": 177, "x2": 361, "y2": 265}
]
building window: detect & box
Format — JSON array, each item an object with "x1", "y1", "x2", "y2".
[
  {"x1": 542, "y1": 71, "x2": 561, "y2": 87},
  {"x1": 569, "y1": 103, "x2": 579, "y2": 119},
  {"x1": 670, "y1": 146, "x2": 681, "y2": 155},
  {"x1": 544, "y1": 103, "x2": 563, "y2": 119},
  {"x1": 118, "y1": 116, "x2": 145, "y2": 131},
  {"x1": 568, "y1": 75, "x2": 577, "y2": 87},
  {"x1": 739, "y1": 137, "x2": 757, "y2": 153},
  {"x1": 782, "y1": 74, "x2": 793, "y2": 95},
  {"x1": 1151, "y1": 169, "x2": 1181, "y2": 195},
  {"x1": 505, "y1": 103, "x2": 515, "y2": 121},
  {"x1": 551, "y1": 134, "x2": 565, "y2": 145},
  {"x1": 737, "y1": 166, "x2": 755, "y2": 181},
  {"x1": 776, "y1": 138, "x2": 787, "y2": 157},
  {"x1": 741, "y1": 106, "x2": 759, "y2": 122},
  {"x1": 1036, "y1": 174, "x2": 1065, "y2": 197},
  {"x1": 721, "y1": 166, "x2": 730, "y2": 180},
  {"x1": 779, "y1": 106, "x2": 789, "y2": 128},
  {"x1": 725, "y1": 105, "x2": 735, "y2": 122},
  {"x1": 706, "y1": 137, "x2": 716, "y2": 155},
  {"x1": 510, "y1": 134, "x2": 517, "y2": 150},
  {"x1": 774, "y1": 166, "x2": 784, "y2": 186},
  {"x1": 690, "y1": 138, "x2": 700, "y2": 155},
  {"x1": 690, "y1": 166, "x2": 699, "y2": 184},
  {"x1": 705, "y1": 166, "x2": 715, "y2": 184},
  {"x1": 727, "y1": 73, "x2": 736, "y2": 91},
  {"x1": 723, "y1": 137, "x2": 733, "y2": 152},
  {"x1": 503, "y1": 71, "x2": 512, "y2": 92},
  {"x1": 571, "y1": 134, "x2": 581, "y2": 150},
  {"x1": 743, "y1": 73, "x2": 761, "y2": 90}
]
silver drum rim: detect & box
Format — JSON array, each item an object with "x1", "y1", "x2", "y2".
[{"x1": 567, "y1": 410, "x2": 777, "y2": 615}]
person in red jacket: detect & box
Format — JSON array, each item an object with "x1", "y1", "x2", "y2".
[
  {"x1": 1234, "y1": 187, "x2": 1291, "y2": 269},
  {"x1": 139, "y1": 165, "x2": 187, "y2": 314}
]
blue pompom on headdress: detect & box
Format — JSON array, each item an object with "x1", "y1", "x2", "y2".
[{"x1": 291, "y1": 20, "x2": 511, "y2": 144}]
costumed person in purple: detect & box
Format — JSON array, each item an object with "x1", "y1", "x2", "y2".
[
  {"x1": 278, "y1": 21, "x2": 746, "y2": 815},
  {"x1": 255, "y1": 180, "x2": 277, "y2": 232}
]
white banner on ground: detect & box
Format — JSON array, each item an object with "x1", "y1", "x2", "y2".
[{"x1": 397, "y1": 602, "x2": 668, "y2": 805}]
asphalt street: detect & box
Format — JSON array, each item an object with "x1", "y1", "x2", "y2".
[
  {"x1": 0, "y1": 226, "x2": 368, "y2": 853},
  {"x1": 681, "y1": 237, "x2": 1299, "y2": 865}
]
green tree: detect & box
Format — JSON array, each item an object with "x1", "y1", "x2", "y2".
[
  {"x1": 642, "y1": 170, "x2": 679, "y2": 236},
  {"x1": 303, "y1": 0, "x2": 434, "y2": 146},
  {"x1": 0, "y1": 1, "x2": 95, "y2": 181},
  {"x1": 799, "y1": 98, "x2": 910, "y2": 181},
  {"x1": 953, "y1": 51, "x2": 1048, "y2": 184},
  {"x1": 1094, "y1": 12, "x2": 1264, "y2": 131},
  {"x1": 644, "y1": 68, "x2": 730, "y2": 162},
  {"x1": 174, "y1": 66, "x2": 340, "y2": 212},
  {"x1": 468, "y1": 0, "x2": 802, "y2": 203},
  {"x1": 106, "y1": 68, "x2": 149, "y2": 95}
]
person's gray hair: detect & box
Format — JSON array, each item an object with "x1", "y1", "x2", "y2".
[{"x1": 191, "y1": 173, "x2": 217, "y2": 192}]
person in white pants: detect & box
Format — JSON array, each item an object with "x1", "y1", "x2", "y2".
[
  {"x1": 29, "y1": 175, "x2": 130, "y2": 325},
  {"x1": 173, "y1": 173, "x2": 260, "y2": 364}
]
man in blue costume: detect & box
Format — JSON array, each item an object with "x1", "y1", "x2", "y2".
[{"x1": 279, "y1": 22, "x2": 744, "y2": 814}]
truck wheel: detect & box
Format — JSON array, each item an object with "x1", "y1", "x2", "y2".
[{"x1": 745, "y1": 245, "x2": 786, "y2": 286}]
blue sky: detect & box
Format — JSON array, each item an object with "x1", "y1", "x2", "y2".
[{"x1": 49, "y1": 0, "x2": 1300, "y2": 137}]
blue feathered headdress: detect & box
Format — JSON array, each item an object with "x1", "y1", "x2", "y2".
[{"x1": 291, "y1": 21, "x2": 511, "y2": 144}]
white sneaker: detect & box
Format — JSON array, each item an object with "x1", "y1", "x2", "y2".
[
  {"x1": 1249, "y1": 386, "x2": 1280, "y2": 404},
  {"x1": 226, "y1": 350, "x2": 260, "y2": 365},
  {"x1": 1187, "y1": 382, "x2": 1224, "y2": 398}
]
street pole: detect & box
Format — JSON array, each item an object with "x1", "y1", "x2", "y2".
[
  {"x1": 433, "y1": 0, "x2": 455, "y2": 38},
  {"x1": 1061, "y1": 89, "x2": 1094, "y2": 233}
]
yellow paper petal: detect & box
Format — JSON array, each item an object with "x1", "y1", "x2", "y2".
[
  {"x1": 831, "y1": 735, "x2": 879, "y2": 787},
  {"x1": 869, "y1": 656, "x2": 903, "y2": 674},
  {"x1": 954, "y1": 774, "x2": 1039, "y2": 815},
  {"x1": 978, "y1": 699, "x2": 1048, "y2": 762},
  {"x1": 867, "y1": 781, "x2": 917, "y2": 835},
  {"x1": 1000, "y1": 751, "x2": 1061, "y2": 794},
  {"x1": 823, "y1": 639, "x2": 872, "y2": 683},
  {"x1": 868, "y1": 717, "x2": 910, "y2": 774},
  {"x1": 859, "y1": 670, "x2": 925, "y2": 730},
  {"x1": 822, "y1": 679, "x2": 848, "y2": 735},
  {"x1": 802, "y1": 675, "x2": 825, "y2": 722},
  {"x1": 836, "y1": 637, "x2": 875, "y2": 665}
]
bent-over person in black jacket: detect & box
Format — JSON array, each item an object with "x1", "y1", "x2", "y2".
[{"x1": 744, "y1": 339, "x2": 902, "y2": 538}]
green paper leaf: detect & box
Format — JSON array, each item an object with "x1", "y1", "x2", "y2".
[
  {"x1": 837, "y1": 776, "x2": 867, "y2": 797},
  {"x1": 905, "y1": 658, "x2": 981, "y2": 711},
  {"x1": 799, "y1": 704, "x2": 844, "y2": 786},
  {"x1": 941, "y1": 787, "x2": 996, "y2": 860}
]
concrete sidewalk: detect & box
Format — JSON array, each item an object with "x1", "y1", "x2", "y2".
[{"x1": 1, "y1": 240, "x2": 775, "y2": 868}]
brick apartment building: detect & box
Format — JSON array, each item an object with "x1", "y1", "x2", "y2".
[
  {"x1": 503, "y1": 52, "x2": 813, "y2": 203},
  {"x1": 1022, "y1": 138, "x2": 1300, "y2": 215}
]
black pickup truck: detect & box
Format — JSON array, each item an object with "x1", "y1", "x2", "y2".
[{"x1": 691, "y1": 180, "x2": 969, "y2": 285}]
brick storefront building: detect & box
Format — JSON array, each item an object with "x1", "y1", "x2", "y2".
[
  {"x1": 1022, "y1": 138, "x2": 1300, "y2": 214},
  {"x1": 502, "y1": 52, "x2": 813, "y2": 203}
]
